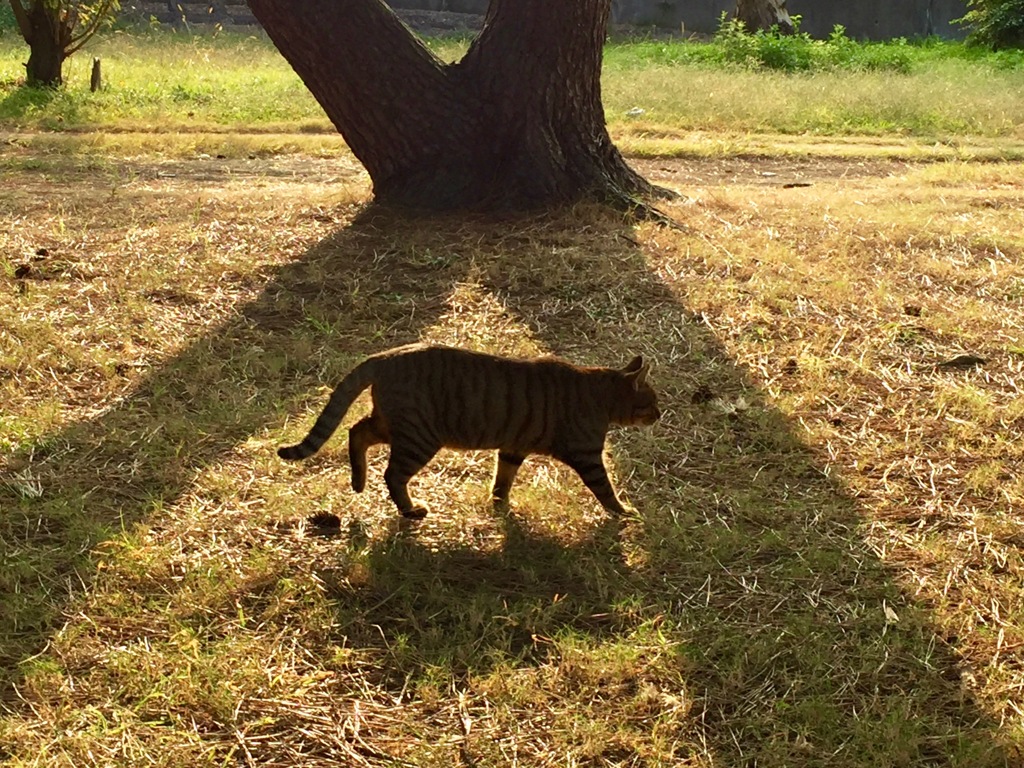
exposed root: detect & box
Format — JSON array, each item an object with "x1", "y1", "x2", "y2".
[{"x1": 600, "y1": 186, "x2": 685, "y2": 230}]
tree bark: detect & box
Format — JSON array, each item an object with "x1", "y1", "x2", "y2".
[
  {"x1": 8, "y1": 0, "x2": 34, "y2": 41},
  {"x1": 20, "y1": 2, "x2": 70, "y2": 87},
  {"x1": 734, "y1": 0, "x2": 795, "y2": 35},
  {"x1": 245, "y1": 0, "x2": 668, "y2": 212}
]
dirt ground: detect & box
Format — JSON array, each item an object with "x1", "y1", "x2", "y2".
[
  {"x1": 0, "y1": 132, "x2": 911, "y2": 191},
  {"x1": 634, "y1": 155, "x2": 910, "y2": 188}
]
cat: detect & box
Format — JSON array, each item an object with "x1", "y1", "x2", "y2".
[{"x1": 278, "y1": 343, "x2": 660, "y2": 519}]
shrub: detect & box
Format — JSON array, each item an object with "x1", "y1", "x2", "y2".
[
  {"x1": 957, "y1": 0, "x2": 1024, "y2": 49},
  {"x1": 712, "y1": 15, "x2": 912, "y2": 73},
  {"x1": 0, "y1": 4, "x2": 18, "y2": 33}
]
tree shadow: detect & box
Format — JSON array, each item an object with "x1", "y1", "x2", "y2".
[
  {"x1": 474, "y1": 222, "x2": 1012, "y2": 764},
  {"x1": 0, "y1": 206, "x2": 455, "y2": 696},
  {"x1": 0, "y1": 199, "x2": 1013, "y2": 764},
  {"x1": 295, "y1": 211, "x2": 1013, "y2": 765}
]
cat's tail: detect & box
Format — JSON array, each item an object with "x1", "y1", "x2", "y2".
[{"x1": 278, "y1": 358, "x2": 378, "y2": 461}]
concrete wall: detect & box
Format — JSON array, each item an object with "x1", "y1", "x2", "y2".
[
  {"x1": 132, "y1": 0, "x2": 969, "y2": 40},
  {"x1": 616, "y1": 0, "x2": 968, "y2": 39},
  {"x1": 388, "y1": 0, "x2": 969, "y2": 39}
]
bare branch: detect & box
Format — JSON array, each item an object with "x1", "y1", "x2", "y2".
[
  {"x1": 66, "y1": 0, "x2": 118, "y2": 55},
  {"x1": 57, "y1": 6, "x2": 77, "y2": 51}
]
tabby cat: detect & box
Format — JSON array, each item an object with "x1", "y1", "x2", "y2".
[{"x1": 278, "y1": 343, "x2": 660, "y2": 519}]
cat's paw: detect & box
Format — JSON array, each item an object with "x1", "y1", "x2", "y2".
[
  {"x1": 401, "y1": 504, "x2": 429, "y2": 520},
  {"x1": 619, "y1": 503, "x2": 640, "y2": 518}
]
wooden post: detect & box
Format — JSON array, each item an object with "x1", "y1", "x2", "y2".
[{"x1": 90, "y1": 57, "x2": 102, "y2": 92}]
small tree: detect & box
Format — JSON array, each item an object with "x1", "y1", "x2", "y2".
[
  {"x1": 958, "y1": 0, "x2": 1024, "y2": 49},
  {"x1": 8, "y1": 0, "x2": 119, "y2": 87}
]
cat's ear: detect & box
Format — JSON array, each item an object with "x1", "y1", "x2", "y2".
[
  {"x1": 624, "y1": 358, "x2": 650, "y2": 389},
  {"x1": 622, "y1": 355, "x2": 644, "y2": 374}
]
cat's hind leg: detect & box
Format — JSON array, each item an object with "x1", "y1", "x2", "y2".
[{"x1": 349, "y1": 413, "x2": 388, "y2": 493}]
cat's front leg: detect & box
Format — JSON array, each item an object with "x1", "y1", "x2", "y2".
[
  {"x1": 492, "y1": 452, "x2": 527, "y2": 504},
  {"x1": 562, "y1": 451, "x2": 629, "y2": 516},
  {"x1": 384, "y1": 434, "x2": 438, "y2": 519}
]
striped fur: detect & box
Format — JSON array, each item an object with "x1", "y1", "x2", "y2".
[{"x1": 279, "y1": 343, "x2": 660, "y2": 519}]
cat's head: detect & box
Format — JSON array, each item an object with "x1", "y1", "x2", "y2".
[{"x1": 615, "y1": 356, "x2": 661, "y2": 425}]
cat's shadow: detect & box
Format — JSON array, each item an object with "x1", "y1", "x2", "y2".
[{"x1": 322, "y1": 505, "x2": 630, "y2": 689}]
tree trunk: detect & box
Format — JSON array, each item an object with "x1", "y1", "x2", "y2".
[
  {"x1": 734, "y1": 0, "x2": 795, "y2": 35},
  {"x1": 245, "y1": 0, "x2": 668, "y2": 212},
  {"x1": 14, "y1": 1, "x2": 74, "y2": 87}
]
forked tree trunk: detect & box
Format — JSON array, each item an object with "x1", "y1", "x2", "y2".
[
  {"x1": 734, "y1": 0, "x2": 795, "y2": 35},
  {"x1": 246, "y1": 0, "x2": 668, "y2": 212},
  {"x1": 18, "y1": 2, "x2": 73, "y2": 86}
]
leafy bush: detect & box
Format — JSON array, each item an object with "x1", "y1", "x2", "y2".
[
  {"x1": 957, "y1": 0, "x2": 1024, "y2": 49},
  {"x1": 0, "y1": 3, "x2": 17, "y2": 33},
  {"x1": 712, "y1": 14, "x2": 913, "y2": 73}
]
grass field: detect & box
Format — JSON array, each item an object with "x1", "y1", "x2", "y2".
[
  {"x1": 2, "y1": 24, "x2": 1024, "y2": 768},
  {"x1": 1, "y1": 27, "x2": 1024, "y2": 143}
]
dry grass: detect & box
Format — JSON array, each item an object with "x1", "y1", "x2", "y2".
[
  {"x1": 1, "y1": 141, "x2": 1023, "y2": 766},
  {"x1": 3, "y1": 129, "x2": 1021, "y2": 169}
]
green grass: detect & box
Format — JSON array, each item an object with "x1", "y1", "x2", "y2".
[
  {"x1": 602, "y1": 34, "x2": 1024, "y2": 138},
  {"x1": 609, "y1": 19, "x2": 918, "y2": 73},
  {"x1": 0, "y1": 29, "x2": 324, "y2": 130},
  {"x1": 605, "y1": 62, "x2": 1024, "y2": 137},
  {"x1": 1, "y1": 28, "x2": 1022, "y2": 140}
]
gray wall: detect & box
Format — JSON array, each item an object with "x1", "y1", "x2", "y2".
[
  {"x1": 612, "y1": 0, "x2": 968, "y2": 39},
  {"x1": 389, "y1": 0, "x2": 969, "y2": 39}
]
